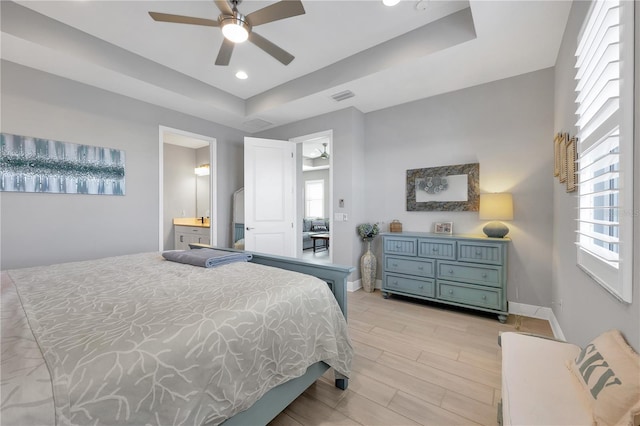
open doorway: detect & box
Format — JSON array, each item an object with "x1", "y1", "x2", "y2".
[
  {"x1": 158, "y1": 126, "x2": 217, "y2": 251},
  {"x1": 291, "y1": 130, "x2": 333, "y2": 264}
]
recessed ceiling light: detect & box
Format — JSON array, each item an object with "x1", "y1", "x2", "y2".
[
  {"x1": 383, "y1": 0, "x2": 401, "y2": 6},
  {"x1": 235, "y1": 71, "x2": 248, "y2": 80}
]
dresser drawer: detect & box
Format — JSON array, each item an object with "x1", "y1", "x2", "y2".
[
  {"x1": 418, "y1": 238, "x2": 456, "y2": 260},
  {"x1": 437, "y1": 262, "x2": 502, "y2": 287},
  {"x1": 457, "y1": 241, "x2": 503, "y2": 265},
  {"x1": 385, "y1": 256, "x2": 434, "y2": 278},
  {"x1": 384, "y1": 274, "x2": 435, "y2": 298},
  {"x1": 438, "y1": 281, "x2": 502, "y2": 310},
  {"x1": 176, "y1": 226, "x2": 209, "y2": 236},
  {"x1": 384, "y1": 237, "x2": 417, "y2": 256}
]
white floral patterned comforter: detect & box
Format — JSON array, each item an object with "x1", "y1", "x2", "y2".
[{"x1": 1, "y1": 252, "x2": 352, "y2": 425}]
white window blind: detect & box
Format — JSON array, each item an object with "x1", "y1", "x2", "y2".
[
  {"x1": 305, "y1": 180, "x2": 324, "y2": 218},
  {"x1": 574, "y1": 0, "x2": 633, "y2": 302}
]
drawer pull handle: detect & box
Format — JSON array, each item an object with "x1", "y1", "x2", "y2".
[
  {"x1": 482, "y1": 295, "x2": 487, "y2": 300},
  {"x1": 432, "y1": 248, "x2": 438, "y2": 252},
  {"x1": 448, "y1": 289, "x2": 454, "y2": 294},
  {"x1": 396, "y1": 244, "x2": 402, "y2": 248},
  {"x1": 392, "y1": 263, "x2": 398, "y2": 267},
  {"x1": 475, "y1": 250, "x2": 482, "y2": 255},
  {"x1": 418, "y1": 266, "x2": 424, "y2": 270},
  {"x1": 482, "y1": 273, "x2": 488, "y2": 278},
  {"x1": 448, "y1": 269, "x2": 454, "y2": 274},
  {"x1": 419, "y1": 285, "x2": 424, "y2": 289},
  {"x1": 392, "y1": 281, "x2": 398, "y2": 286}
]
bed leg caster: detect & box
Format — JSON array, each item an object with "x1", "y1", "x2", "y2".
[{"x1": 334, "y1": 372, "x2": 348, "y2": 390}]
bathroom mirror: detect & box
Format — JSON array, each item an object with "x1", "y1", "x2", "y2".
[{"x1": 195, "y1": 165, "x2": 210, "y2": 219}]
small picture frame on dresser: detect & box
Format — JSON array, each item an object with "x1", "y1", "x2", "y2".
[{"x1": 434, "y1": 222, "x2": 453, "y2": 234}]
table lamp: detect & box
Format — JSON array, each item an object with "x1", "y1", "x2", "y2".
[{"x1": 479, "y1": 193, "x2": 513, "y2": 238}]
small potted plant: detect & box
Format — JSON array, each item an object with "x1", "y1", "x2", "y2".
[
  {"x1": 357, "y1": 223, "x2": 379, "y2": 242},
  {"x1": 357, "y1": 223, "x2": 379, "y2": 292}
]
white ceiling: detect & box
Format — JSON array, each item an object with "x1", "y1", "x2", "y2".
[{"x1": 1, "y1": 0, "x2": 572, "y2": 133}]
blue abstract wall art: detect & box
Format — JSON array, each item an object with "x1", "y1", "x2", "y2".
[{"x1": 0, "y1": 133, "x2": 125, "y2": 195}]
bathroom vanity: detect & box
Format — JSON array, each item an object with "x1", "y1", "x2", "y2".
[{"x1": 174, "y1": 218, "x2": 210, "y2": 250}]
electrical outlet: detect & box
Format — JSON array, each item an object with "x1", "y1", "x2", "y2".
[{"x1": 343, "y1": 213, "x2": 348, "y2": 221}]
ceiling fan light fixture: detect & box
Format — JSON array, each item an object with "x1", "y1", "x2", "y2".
[
  {"x1": 320, "y1": 143, "x2": 329, "y2": 159},
  {"x1": 221, "y1": 13, "x2": 250, "y2": 43},
  {"x1": 383, "y1": 0, "x2": 401, "y2": 6}
]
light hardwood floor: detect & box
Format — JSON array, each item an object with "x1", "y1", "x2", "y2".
[{"x1": 269, "y1": 289, "x2": 553, "y2": 426}]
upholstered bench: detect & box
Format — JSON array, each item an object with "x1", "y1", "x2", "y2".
[{"x1": 499, "y1": 330, "x2": 640, "y2": 426}]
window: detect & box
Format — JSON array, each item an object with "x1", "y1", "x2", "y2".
[
  {"x1": 574, "y1": 0, "x2": 634, "y2": 302},
  {"x1": 305, "y1": 180, "x2": 324, "y2": 218}
]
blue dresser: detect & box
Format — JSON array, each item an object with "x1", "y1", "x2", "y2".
[{"x1": 382, "y1": 232, "x2": 510, "y2": 322}]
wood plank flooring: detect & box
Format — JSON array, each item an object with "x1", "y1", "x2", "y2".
[{"x1": 269, "y1": 289, "x2": 553, "y2": 426}]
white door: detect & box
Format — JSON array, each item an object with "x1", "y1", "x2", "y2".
[{"x1": 244, "y1": 137, "x2": 296, "y2": 257}]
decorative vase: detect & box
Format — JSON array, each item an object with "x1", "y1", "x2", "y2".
[{"x1": 360, "y1": 240, "x2": 377, "y2": 293}]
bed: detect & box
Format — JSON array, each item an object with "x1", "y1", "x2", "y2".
[{"x1": 1, "y1": 247, "x2": 354, "y2": 425}]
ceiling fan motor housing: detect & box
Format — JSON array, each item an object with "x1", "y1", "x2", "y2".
[{"x1": 220, "y1": 11, "x2": 251, "y2": 42}]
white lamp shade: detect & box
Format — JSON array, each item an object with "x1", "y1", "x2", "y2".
[{"x1": 479, "y1": 193, "x2": 513, "y2": 221}]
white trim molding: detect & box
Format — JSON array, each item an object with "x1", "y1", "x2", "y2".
[
  {"x1": 348, "y1": 278, "x2": 383, "y2": 292},
  {"x1": 509, "y1": 301, "x2": 566, "y2": 341}
]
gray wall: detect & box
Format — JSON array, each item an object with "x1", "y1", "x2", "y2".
[
  {"x1": 163, "y1": 144, "x2": 197, "y2": 250},
  {"x1": 256, "y1": 108, "x2": 367, "y2": 280},
  {"x1": 257, "y1": 70, "x2": 554, "y2": 298},
  {"x1": 552, "y1": 0, "x2": 640, "y2": 349},
  {"x1": 0, "y1": 61, "x2": 245, "y2": 269},
  {"x1": 364, "y1": 69, "x2": 555, "y2": 307}
]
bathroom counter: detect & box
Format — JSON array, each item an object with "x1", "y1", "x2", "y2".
[{"x1": 173, "y1": 218, "x2": 210, "y2": 228}]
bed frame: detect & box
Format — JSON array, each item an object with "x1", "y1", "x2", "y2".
[{"x1": 189, "y1": 244, "x2": 354, "y2": 426}]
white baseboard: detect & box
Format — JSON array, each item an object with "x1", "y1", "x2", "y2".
[
  {"x1": 509, "y1": 301, "x2": 566, "y2": 341},
  {"x1": 348, "y1": 279, "x2": 382, "y2": 292},
  {"x1": 547, "y1": 310, "x2": 566, "y2": 341}
]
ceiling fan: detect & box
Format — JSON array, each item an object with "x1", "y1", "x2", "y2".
[
  {"x1": 313, "y1": 143, "x2": 329, "y2": 160},
  {"x1": 148, "y1": 0, "x2": 305, "y2": 66}
]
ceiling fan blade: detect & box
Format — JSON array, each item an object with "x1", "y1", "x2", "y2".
[
  {"x1": 148, "y1": 12, "x2": 219, "y2": 27},
  {"x1": 246, "y1": 0, "x2": 305, "y2": 26},
  {"x1": 215, "y1": 38, "x2": 235, "y2": 66},
  {"x1": 248, "y1": 32, "x2": 294, "y2": 65},
  {"x1": 213, "y1": 0, "x2": 234, "y2": 16}
]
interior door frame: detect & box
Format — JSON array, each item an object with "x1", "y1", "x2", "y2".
[
  {"x1": 158, "y1": 125, "x2": 217, "y2": 251},
  {"x1": 290, "y1": 130, "x2": 333, "y2": 262}
]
